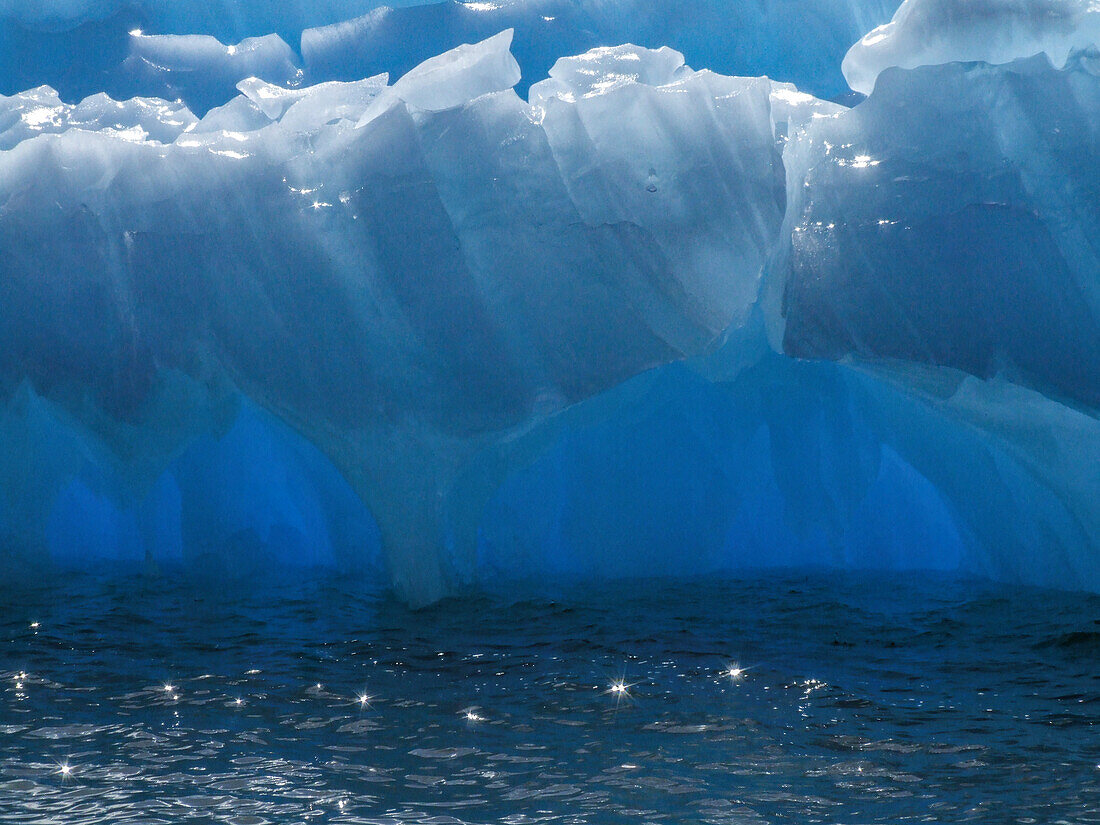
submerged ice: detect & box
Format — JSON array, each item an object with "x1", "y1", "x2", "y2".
[{"x1": 3, "y1": 0, "x2": 1100, "y2": 603}]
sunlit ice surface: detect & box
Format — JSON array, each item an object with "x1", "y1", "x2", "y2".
[{"x1": 1, "y1": 569, "x2": 1097, "y2": 822}]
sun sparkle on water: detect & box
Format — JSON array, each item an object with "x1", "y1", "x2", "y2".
[{"x1": 4, "y1": 574, "x2": 1097, "y2": 822}]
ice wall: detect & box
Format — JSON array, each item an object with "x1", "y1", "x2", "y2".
[
  {"x1": 771, "y1": 53, "x2": 1100, "y2": 408},
  {"x1": 5, "y1": 3, "x2": 1100, "y2": 603},
  {"x1": 477, "y1": 359, "x2": 969, "y2": 584},
  {"x1": 0, "y1": 38, "x2": 807, "y2": 602},
  {"x1": 477, "y1": 351, "x2": 1100, "y2": 594},
  {"x1": 0, "y1": 377, "x2": 383, "y2": 581}
]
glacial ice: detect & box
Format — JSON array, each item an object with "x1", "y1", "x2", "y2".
[
  {"x1": 844, "y1": 0, "x2": 1100, "y2": 95},
  {"x1": 4, "y1": 3, "x2": 1100, "y2": 604},
  {"x1": 0, "y1": 36, "x2": 803, "y2": 602},
  {"x1": 0, "y1": 85, "x2": 196, "y2": 148},
  {"x1": 477, "y1": 353, "x2": 1100, "y2": 593},
  {"x1": 772, "y1": 53, "x2": 1100, "y2": 407},
  {"x1": 0, "y1": 377, "x2": 382, "y2": 577}
]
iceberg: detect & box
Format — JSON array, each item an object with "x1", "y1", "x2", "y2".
[
  {"x1": 0, "y1": 36, "x2": 805, "y2": 602},
  {"x1": 4, "y1": 4, "x2": 1100, "y2": 605}
]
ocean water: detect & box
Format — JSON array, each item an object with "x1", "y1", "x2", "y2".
[{"x1": 1, "y1": 569, "x2": 1098, "y2": 824}]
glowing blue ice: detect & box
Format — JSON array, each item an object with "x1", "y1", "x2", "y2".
[{"x1": 2, "y1": 0, "x2": 1100, "y2": 603}]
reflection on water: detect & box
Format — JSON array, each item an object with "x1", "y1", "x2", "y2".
[{"x1": 1, "y1": 569, "x2": 1098, "y2": 823}]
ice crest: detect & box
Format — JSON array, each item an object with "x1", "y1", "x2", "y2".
[
  {"x1": 843, "y1": 0, "x2": 1100, "y2": 93},
  {"x1": 0, "y1": 85, "x2": 197, "y2": 149},
  {"x1": 237, "y1": 74, "x2": 387, "y2": 129},
  {"x1": 388, "y1": 28, "x2": 521, "y2": 112},
  {"x1": 300, "y1": 0, "x2": 901, "y2": 102},
  {"x1": 530, "y1": 44, "x2": 692, "y2": 102}
]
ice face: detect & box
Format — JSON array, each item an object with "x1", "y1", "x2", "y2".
[
  {"x1": 0, "y1": 36, "x2": 802, "y2": 603},
  {"x1": 772, "y1": 53, "x2": 1100, "y2": 408},
  {"x1": 0, "y1": 375, "x2": 382, "y2": 580},
  {"x1": 530, "y1": 49, "x2": 787, "y2": 337},
  {"x1": 843, "y1": 0, "x2": 1100, "y2": 94},
  {"x1": 477, "y1": 348, "x2": 1100, "y2": 595},
  {"x1": 5, "y1": 8, "x2": 1100, "y2": 604},
  {"x1": 478, "y1": 359, "x2": 969, "y2": 584}
]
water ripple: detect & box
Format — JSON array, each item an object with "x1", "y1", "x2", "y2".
[{"x1": 0, "y1": 570, "x2": 1097, "y2": 823}]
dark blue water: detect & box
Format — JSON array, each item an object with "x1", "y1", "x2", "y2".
[{"x1": 1, "y1": 569, "x2": 1098, "y2": 823}]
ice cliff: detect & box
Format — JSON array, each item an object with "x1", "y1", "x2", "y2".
[{"x1": 3, "y1": 0, "x2": 1100, "y2": 602}]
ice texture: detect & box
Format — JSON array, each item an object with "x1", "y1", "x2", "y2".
[
  {"x1": 5, "y1": 8, "x2": 1100, "y2": 603},
  {"x1": 0, "y1": 85, "x2": 197, "y2": 148},
  {"x1": 0, "y1": 37, "x2": 800, "y2": 602},
  {"x1": 772, "y1": 53, "x2": 1100, "y2": 408},
  {"x1": 844, "y1": 0, "x2": 1100, "y2": 94}
]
